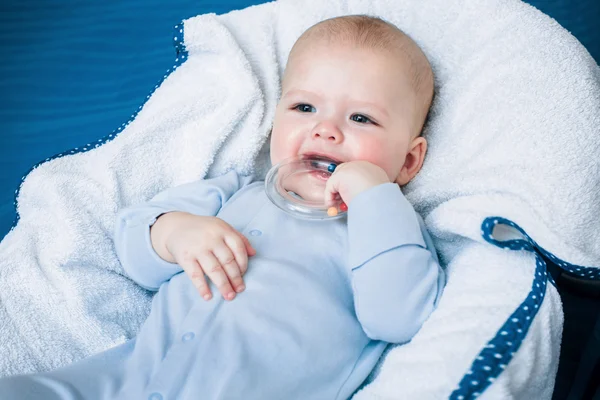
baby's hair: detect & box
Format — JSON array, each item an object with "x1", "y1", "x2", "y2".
[{"x1": 289, "y1": 15, "x2": 435, "y2": 137}]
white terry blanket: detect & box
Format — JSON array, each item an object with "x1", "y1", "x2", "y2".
[{"x1": 1, "y1": 0, "x2": 599, "y2": 398}]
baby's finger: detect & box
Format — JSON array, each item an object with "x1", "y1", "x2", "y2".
[
  {"x1": 180, "y1": 258, "x2": 212, "y2": 301},
  {"x1": 324, "y1": 172, "x2": 341, "y2": 207},
  {"x1": 213, "y1": 243, "x2": 245, "y2": 294},
  {"x1": 198, "y1": 252, "x2": 236, "y2": 301},
  {"x1": 239, "y1": 234, "x2": 256, "y2": 257},
  {"x1": 225, "y1": 234, "x2": 250, "y2": 276}
]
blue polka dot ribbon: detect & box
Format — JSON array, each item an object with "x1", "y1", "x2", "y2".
[
  {"x1": 450, "y1": 217, "x2": 599, "y2": 400},
  {"x1": 10, "y1": 22, "x2": 190, "y2": 233}
]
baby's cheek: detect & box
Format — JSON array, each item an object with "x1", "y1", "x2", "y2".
[
  {"x1": 353, "y1": 138, "x2": 403, "y2": 179},
  {"x1": 269, "y1": 135, "x2": 284, "y2": 164},
  {"x1": 270, "y1": 124, "x2": 298, "y2": 164},
  {"x1": 354, "y1": 138, "x2": 389, "y2": 164}
]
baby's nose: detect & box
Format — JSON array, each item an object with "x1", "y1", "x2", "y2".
[{"x1": 311, "y1": 122, "x2": 344, "y2": 143}]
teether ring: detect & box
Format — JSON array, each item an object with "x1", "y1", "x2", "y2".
[{"x1": 264, "y1": 155, "x2": 347, "y2": 220}]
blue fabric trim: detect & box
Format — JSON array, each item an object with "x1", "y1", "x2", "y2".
[
  {"x1": 8, "y1": 22, "x2": 189, "y2": 235},
  {"x1": 482, "y1": 217, "x2": 600, "y2": 281},
  {"x1": 450, "y1": 216, "x2": 599, "y2": 400}
]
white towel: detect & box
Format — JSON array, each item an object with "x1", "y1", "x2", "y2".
[{"x1": 1, "y1": 0, "x2": 599, "y2": 399}]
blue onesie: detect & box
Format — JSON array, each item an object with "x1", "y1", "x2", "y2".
[{"x1": 0, "y1": 170, "x2": 445, "y2": 400}]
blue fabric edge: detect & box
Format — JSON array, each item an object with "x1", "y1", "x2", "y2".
[
  {"x1": 6, "y1": 22, "x2": 190, "y2": 236},
  {"x1": 449, "y1": 216, "x2": 600, "y2": 400}
]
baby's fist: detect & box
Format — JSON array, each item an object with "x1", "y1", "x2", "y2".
[{"x1": 324, "y1": 161, "x2": 390, "y2": 207}]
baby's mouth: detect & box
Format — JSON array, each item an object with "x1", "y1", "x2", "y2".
[
  {"x1": 280, "y1": 154, "x2": 340, "y2": 202},
  {"x1": 300, "y1": 152, "x2": 343, "y2": 165}
]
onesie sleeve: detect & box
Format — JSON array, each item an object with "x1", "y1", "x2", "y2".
[
  {"x1": 347, "y1": 183, "x2": 445, "y2": 344},
  {"x1": 114, "y1": 170, "x2": 254, "y2": 291}
]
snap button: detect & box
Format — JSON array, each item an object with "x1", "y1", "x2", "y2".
[
  {"x1": 249, "y1": 229, "x2": 262, "y2": 236},
  {"x1": 182, "y1": 332, "x2": 195, "y2": 342},
  {"x1": 148, "y1": 393, "x2": 163, "y2": 400}
]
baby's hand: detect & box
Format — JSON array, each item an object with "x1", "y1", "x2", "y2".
[
  {"x1": 153, "y1": 212, "x2": 256, "y2": 301},
  {"x1": 324, "y1": 161, "x2": 390, "y2": 207}
]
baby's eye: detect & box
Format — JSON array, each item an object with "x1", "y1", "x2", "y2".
[
  {"x1": 350, "y1": 114, "x2": 373, "y2": 124},
  {"x1": 294, "y1": 104, "x2": 316, "y2": 113}
]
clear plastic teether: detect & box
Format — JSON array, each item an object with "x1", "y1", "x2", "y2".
[{"x1": 264, "y1": 155, "x2": 347, "y2": 220}]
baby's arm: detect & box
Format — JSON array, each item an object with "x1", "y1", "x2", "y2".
[
  {"x1": 114, "y1": 170, "x2": 253, "y2": 291},
  {"x1": 347, "y1": 183, "x2": 445, "y2": 344}
]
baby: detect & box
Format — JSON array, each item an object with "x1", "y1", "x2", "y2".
[{"x1": 0, "y1": 15, "x2": 444, "y2": 400}]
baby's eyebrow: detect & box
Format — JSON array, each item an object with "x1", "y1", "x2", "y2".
[{"x1": 281, "y1": 89, "x2": 320, "y2": 100}]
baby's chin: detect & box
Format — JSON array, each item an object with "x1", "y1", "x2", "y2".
[{"x1": 282, "y1": 172, "x2": 328, "y2": 204}]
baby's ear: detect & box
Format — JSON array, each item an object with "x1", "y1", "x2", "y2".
[{"x1": 395, "y1": 137, "x2": 427, "y2": 186}]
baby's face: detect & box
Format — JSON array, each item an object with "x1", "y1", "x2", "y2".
[{"x1": 270, "y1": 42, "x2": 421, "y2": 191}]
